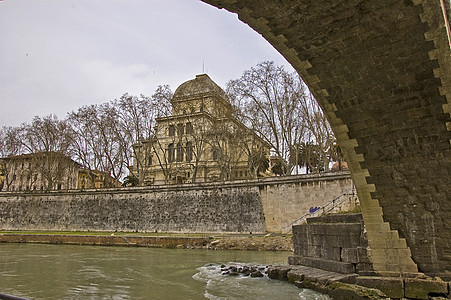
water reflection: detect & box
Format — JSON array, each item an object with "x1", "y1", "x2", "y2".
[{"x1": 0, "y1": 243, "x2": 329, "y2": 299}]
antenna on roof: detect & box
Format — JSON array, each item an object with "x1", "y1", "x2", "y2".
[{"x1": 202, "y1": 61, "x2": 208, "y2": 74}]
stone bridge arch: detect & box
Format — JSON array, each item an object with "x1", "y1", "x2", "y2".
[{"x1": 201, "y1": 0, "x2": 451, "y2": 277}]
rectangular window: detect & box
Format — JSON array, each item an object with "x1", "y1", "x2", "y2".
[
  {"x1": 169, "y1": 125, "x2": 175, "y2": 136},
  {"x1": 185, "y1": 142, "x2": 193, "y2": 162},
  {"x1": 176, "y1": 143, "x2": 183, "y2": 162},
  {"x1": 168, "y1": 144, "x2": 175, "y2": 163},
  {"x1": 186, "y1": 122, "x2": 193, "y2": 134},
  {"x1": 177, "y1": 123, "x2": 184, "y2": 136},
  {"x1": 212, "y1": 148, "x2": 218, "y2": 161}
]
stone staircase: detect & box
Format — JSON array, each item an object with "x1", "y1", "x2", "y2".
[{"x1": 281, "y1": 189, "x2": 357, "y2": 234}]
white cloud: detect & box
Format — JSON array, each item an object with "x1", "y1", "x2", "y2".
[{"x1": 0, "y1": 0, "x2": 294, "y2": 127}]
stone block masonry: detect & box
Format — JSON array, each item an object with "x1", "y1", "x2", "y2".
[
  {"x1": 0, "y1": 173, "x2": 353, "y2": 234},
  {"x1": 203, "y1": 0, "x2": 451, "y2": 276},
  {"x1": 290, "y1": 213, "x2": 373, "y2": 275},
  {"x1": 259, "y1": 172, "x2": 355, "y2": 232},
  {"x1": 0, "y1": 185, "x2": 265, "y2": 233}
]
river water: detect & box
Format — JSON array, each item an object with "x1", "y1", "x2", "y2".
[{"x1": 0, "y1": 243, "x2": 330, "y2": 300}]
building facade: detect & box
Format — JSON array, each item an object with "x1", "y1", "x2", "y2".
[
  {"x1": 0, "y1": 152, "x2": 82, "y2": 192},
  {"x1": 77, "y1": 169, "x2": 121, "y2": 189},
  {"x1": 131, "y1": 74, "x2": 271, "y2": 185},
  {"x1": 0, "y1": 153, "x2": 121, "y2": 192}
]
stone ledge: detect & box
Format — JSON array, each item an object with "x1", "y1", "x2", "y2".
[
  {"x1": 269, "y1": 265, "x2": 451, "y2": 300},
  {"x1": 306, "y1": 213, "x2": 363, "y2": 224},
  {"x1": 356, "y1": 276, "x2": 404, "y2": 298},
  {"x1": 288, "y1": 255, "x2": 355, "y2": 274},
  {"x1": 284, "y1": 265, "x2": 358, "y2": 285},
  {"x1": 0, "y1": 171, "x2": 352, "y2": 196},
  {"x1": 0, "y1": 234, "x2": 212, "y2": 248},
  {"x1": 404, "y1": 278, "x2": 448, "y2": 299}
]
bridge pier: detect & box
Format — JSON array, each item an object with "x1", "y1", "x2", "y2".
[{"x1": 203, "y1": 0, "x2": 451, "y2": 277}]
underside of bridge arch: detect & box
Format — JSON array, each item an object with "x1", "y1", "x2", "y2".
[{"x1": 202, "y1": 0, "x2": 451, "y2": 277}]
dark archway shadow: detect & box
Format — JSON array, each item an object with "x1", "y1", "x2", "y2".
[{"x1": 201, "y1": 0, "x2": 451, "y2": 277}]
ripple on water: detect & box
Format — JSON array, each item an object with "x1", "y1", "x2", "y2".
[{"x1": 193, "y1": 263, "x2": 330, "y2": 300}]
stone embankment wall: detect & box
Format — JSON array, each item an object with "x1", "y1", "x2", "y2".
[
  {"x1": 0, "y1": 172, "x2": 353, "y2": 233},
  {"x1": 259, "y1": 173, "x2": 355, "y2": 232}
]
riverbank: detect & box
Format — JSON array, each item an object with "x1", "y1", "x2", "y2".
[{"x1": 0, "y1": 231, "x2": 293, "y2": 251}]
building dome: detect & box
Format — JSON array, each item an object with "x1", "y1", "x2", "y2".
[{"x1": 172, "y1": 74, "x2": 229, "y2": 101}]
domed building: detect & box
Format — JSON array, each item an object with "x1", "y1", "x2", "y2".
[{"x1": 131, "y1": 74, "x2": 271, "y2": 185}]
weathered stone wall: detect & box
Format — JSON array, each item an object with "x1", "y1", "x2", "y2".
[
  {"x1": 259, "y1": 173, "x2": 355, "y2": 233},
  {"x1": 0, "y1": 185, "x2": 265, "y2": 233},
  {"x1": 0, "y1": 173, "x2": 353, "y2": 234},
  {"x1": 203, "y1": 0, "x2": 451, "y2": 277},
  {"x1": 290, "y1": 214, "x2": 373, "y2": 275}
]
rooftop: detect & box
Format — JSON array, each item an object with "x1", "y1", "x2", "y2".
[{"x1": 172, "y1": 74, "x2": 229, "y2": 102}]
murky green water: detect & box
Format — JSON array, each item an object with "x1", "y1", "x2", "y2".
[{"x1": 0, "y1": 243, "x2": 329, "y2": 299}]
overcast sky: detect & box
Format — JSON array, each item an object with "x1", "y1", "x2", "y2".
[{"x1": 0, "y1": 0, "x2": 294, "y2": 127}]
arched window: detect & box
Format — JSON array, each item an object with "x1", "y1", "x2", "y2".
[
  {"x1": 176, "y1": 143, "x2": 183, "y2": 162},
  {"x1": 186, "y1": 142, "x2": 193, "y2": 162},
  {"x1": 168, "y1": 144, "x2": 175, "y2": 163}
]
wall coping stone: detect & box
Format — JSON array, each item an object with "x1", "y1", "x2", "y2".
[
  {"x1": 307, "y1": 213, "x2": 362, "y2": 224},
  {"x1": 0, "y1": 172, "x2": 351, "y2": 197},
  {"x1": 288, "y1": 255, "x2": 356, "y2": 274}
]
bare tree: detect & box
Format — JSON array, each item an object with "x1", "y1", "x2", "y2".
[
  {"x1": 227, "y1": 61, "x2": 337, "y2": 175},
  {"x1": 152, "y1": 85, "x2": 173, "y2": 118},
  {"x1": 115, "y1": 93, "x2": 156, "y2": 184},
  {"x1": 226, "y1": 61, "x2": 308, "y2": 175},
  {"x1": 298, "y1": 92, "x2": 336, "y2": 172},
  {"x1": 0, "y1": 126, "x2": 24, "y2": 190},
  {"x1": 20, "y1": 115, "x2": 75, "y2": 190},
  {"x1": 176, "y1": 114, "x2": 210, "y2": 183},
  {"x1": 206, "y1": 119, "x2": 242, "y2": 181},
  {"x1": 124, "y1": 85, "x2": 178, "y2": 185},
  {"x1": 67, "y1": 106, "x2": 99, "y2": 171},
  {"x1": 68, "y1": 104, "x2": 127, "y2": 183}
]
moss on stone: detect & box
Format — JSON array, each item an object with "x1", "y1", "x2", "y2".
[{"x1": 327, "y1": 282, "x2": 388, "y2": 300}]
